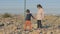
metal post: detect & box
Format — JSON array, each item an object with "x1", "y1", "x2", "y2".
[
  {"x1": 21, "y1": 0, "x2": 26, "y2": 33},
  {"x1": 24, "y1": 0, "x2": 26, "y2": 16},
  {"x1": 23, "y1": 0, "x2": 26, "y2": 27}
]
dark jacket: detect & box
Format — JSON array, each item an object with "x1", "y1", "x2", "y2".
[{"x1": 25, "y1": 13, "x2": 34, "y2": 20}]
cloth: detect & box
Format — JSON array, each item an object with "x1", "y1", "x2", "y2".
[
  {"x1": 36, "y1": 8, "x2": 44, "y2": 20},
  {"x1": 24, "y1": 20, "x2": 32, "y2": 30},
  {"x1": 37, "y1": 20, "x2": 42, "y2": 28},
  {"x1": 25, "y1": 13, "x2": 34, "y2": 20}
]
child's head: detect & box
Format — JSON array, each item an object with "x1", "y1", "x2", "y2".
[
  {"x1": 26, "y1": 9, "x2": 30, "y2": 13},
  {"x1": 37, "y1": 4, "x2": 42, "y2": 9}
]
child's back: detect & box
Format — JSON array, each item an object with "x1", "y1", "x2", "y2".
[{"x1": 25, "y1": 13, "x2": 34, "y2": 21}]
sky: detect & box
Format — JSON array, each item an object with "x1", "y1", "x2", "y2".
[{"x1": 0, "y1": 0, "x2": 60, "y2": 15}]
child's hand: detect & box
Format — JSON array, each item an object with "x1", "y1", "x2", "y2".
[{"x1": 34, "y1": 17, "x2": 36, "y2": 20}]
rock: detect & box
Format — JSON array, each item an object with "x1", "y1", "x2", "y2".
[{"x1": 0, "y1": 23, "x2": 4, "y2": 27}]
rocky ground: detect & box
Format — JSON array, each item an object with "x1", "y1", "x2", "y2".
[{"x1": 0, "y1": 15, "x2": 60, "y2": 34}]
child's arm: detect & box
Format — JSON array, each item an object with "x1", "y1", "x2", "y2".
[
  {"x1": 41, "y1": 9, "x2": 44, "y2": 19},
  {"x1": 31, "y1": 14, "x2": 35, "y2": 19}
]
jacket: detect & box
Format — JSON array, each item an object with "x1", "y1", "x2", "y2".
[{"x1": 36, "y1": 8, "x2": 44, "y2": 20}]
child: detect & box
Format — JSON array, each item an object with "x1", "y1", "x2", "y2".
[
  {"x1": 24, "y1": 9, "x2": 35, "y2": 31},
  {"x1": 36, "y1": 4, "x2": 44, "y2": 29}
]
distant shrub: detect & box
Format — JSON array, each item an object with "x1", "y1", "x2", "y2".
[{"x1": 2, "y1": 13, "x2": 12, "y2": 18}]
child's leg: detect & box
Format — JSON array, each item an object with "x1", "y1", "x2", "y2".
[
  {"x1": 24, "y1": 24, "x2": 27, "y2": 30},
  {"x1": 24, "y1": 21, "x2": 27, "y2": 30},
  {"x1": 39, "y1": 20, "x2": 42, "y2": 28},
  {"x1": 37, "y1": 20, "x2": 42, "y2": 29},
  {"x1": 30, "y1": 24, "x2": 32, "y2": 30},
  {"x1": 37, "y1": 20, "x2": 40, "y2": 28},
  {"x1": 27, "y1": 21, "x2": 32, "y2": 30}
]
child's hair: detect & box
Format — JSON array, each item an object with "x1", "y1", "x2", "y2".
[
  {"x1": 37, "y1": 4, "x2": 42, "y2": 8},
  {"x1": 26, "y1": 9, "x2": 30, "y2": 13}
]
